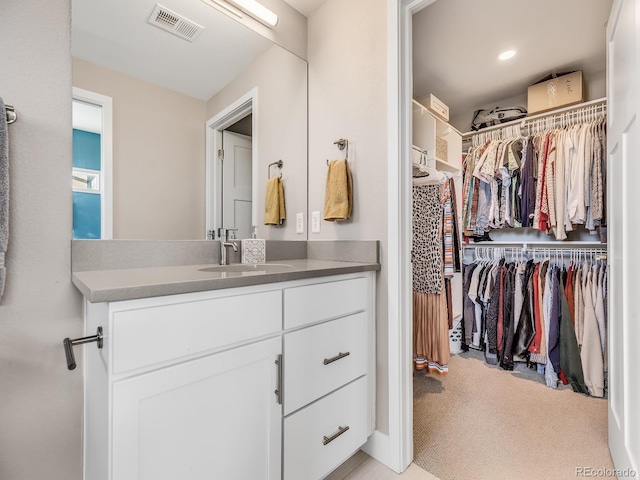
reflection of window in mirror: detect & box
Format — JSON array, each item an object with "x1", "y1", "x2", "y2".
[
  {"x1": 72, "y1": 88, "x2": 113, "y2": 239},
  {"x1": 73, "y1": 169, "x2": 101, "y2": 192}
]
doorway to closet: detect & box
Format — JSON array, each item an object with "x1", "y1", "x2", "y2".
[{"x1": 405, "y1": 0, "x2": 637, "y2": 478}]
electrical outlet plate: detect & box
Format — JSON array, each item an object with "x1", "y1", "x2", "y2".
[
  {"x1": 312, "y1": 211, "x2": 321, "y2": 233},
  {"x1": 296, "y1": 212, "x2": 304, "y2": 234}
]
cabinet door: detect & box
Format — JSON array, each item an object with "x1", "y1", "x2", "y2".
[{"x1": 111, "y1": 337, "x2": 281, "y2": 480}]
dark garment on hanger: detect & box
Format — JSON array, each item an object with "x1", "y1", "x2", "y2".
[
  {"x1": 448, "y1": 177, "x2": 462, "y2": 273},
  {"x1": 559, "y1": 281, "x2": 589, "y2": 394},
  {"x1": 514, "y1": 260, "x2": 536, "y2": 357},
  {"x1": 445, "y1": 277, "x2": 453, "y2": 329},
  {"x1": 529, "y1": 263, "x2": 543, "y2": 355},
  {"x1": 548, "y1": 267, "x2": 562, "y2": 374},
  {"x1": 462, "y1": 263, "x2": 478, "y2": 350},
  {"x1": 520, "y1": 139, "x2": 536, "y2": 227},
  {"x1": 485, "y1": 260, "x2": 504, "y2": 364},
  {"x1": 478, "y1": 264, "x2": 491, "y2": 352},
  {"x1": 500, "y1": 263, "x2": 516, "y2": 370},
  {"x1": 496, "y1": 266, "x2": 507, "y2": 357}
]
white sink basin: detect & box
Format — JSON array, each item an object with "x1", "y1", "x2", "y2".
[{"x1": 199, "y1": 263, "x2": 295, "y2": 274}]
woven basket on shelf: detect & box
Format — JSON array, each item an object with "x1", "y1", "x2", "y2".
[{"x1": 435, "y1": 136, "x2": 448, "y2": 161}]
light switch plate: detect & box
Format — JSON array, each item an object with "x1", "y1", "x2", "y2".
[
  {"x1": 312, "y1": 211, "x2": 321, "y2": 233},
  {"x1": 296, "y1": 212, "x2": 304, "y2": 234}
]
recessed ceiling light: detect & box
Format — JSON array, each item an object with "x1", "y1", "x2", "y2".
[{"x1": 498, "y1": 50, "x2": 516, "y2": 61}]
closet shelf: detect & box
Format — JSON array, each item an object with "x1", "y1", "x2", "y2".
[
  {"x1": 435, "y1": 158, "x2": 459, "y2": 173},
  {"x1": 461, "y1": 97, "x2": 607, "y2": 138},
  {"x1": 463, "y1": 241, "x2": 607, "y2": 248}
]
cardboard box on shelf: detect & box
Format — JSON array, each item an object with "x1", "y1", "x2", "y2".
[{"x1": 527, "y1": 71, "x2": 584, "y2": 114}]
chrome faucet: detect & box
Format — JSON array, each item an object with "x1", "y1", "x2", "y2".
[{"x1": 218, "y1": 228, "x2": 238, "y2": 265}]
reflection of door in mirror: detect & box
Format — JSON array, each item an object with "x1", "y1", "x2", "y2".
[
  {"x1": 222, "y1": 124, "x2": 252, "y2": 240},
  {"x1": 72, "y1": 88, "x2": 113, "y2": 239},
  {"x1": 207, "y1": 90, "x2": 257, "y2": 240}
]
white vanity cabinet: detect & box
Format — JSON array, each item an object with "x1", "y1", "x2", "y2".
[
  {"x1": 282, "y1": 276, "x2": 375, "y2": 480},
  {"x1": 82, "y1": 271, "x2": 375, "y2": 480}
]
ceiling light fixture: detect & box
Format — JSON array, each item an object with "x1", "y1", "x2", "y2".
[
  {"x1": 201, "y1": 0, "x2": 243, "y2": 19},
  {"x1": 227, "y1": 0, "x2": 279, "y2": 28},
  {"x1": 498, "y1": 50, "x2": 516, "y2": 61}
]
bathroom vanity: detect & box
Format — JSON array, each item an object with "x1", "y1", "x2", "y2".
[{"x1": 73, "y1": 258, "x2": 378, "y2": 480}]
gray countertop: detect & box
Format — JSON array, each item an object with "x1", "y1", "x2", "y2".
[{"x1": 72, "y1": 259, "x2": 381, "y2": 303}]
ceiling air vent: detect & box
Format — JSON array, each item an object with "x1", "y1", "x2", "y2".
[{"x1": 147, "y1": 4, "x2": 204, "y2": 42}]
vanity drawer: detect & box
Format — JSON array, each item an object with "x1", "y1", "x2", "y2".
[
  {"x1": 111, "y1": 290, "x2": 282, "y2": 375},
  {"x1": 283, "y1": 277, "x2": 368, "y2": 329},
  {"x1": 283, "y1": 312, "x2": 367, "y2": 415},
  {"x1": 283, "y1": 376, "x2": 368, "y2": 480}
]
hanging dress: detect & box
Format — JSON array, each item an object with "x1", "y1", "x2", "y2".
[{"x1": 412, "y1": 183, "x2": 450, "y2": 373}]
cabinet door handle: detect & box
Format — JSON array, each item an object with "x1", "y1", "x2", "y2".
[
  {"x1": 274, "y1": 355, "x2": 282, "y2": 405},
  {"x1": 323, "y1": 425, "x2": 350, "y2": 446},
  {"x1": 323, "y1": 351, "x2": 350, "y2": 365}
]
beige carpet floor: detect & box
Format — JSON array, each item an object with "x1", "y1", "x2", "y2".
[{"x1": 413, "y1": 350, "x2": 614, "y2": 480}]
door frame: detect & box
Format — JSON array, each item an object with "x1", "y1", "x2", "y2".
[
  {"x1": 388, "y1": 0, "x2": 636, "y2": 476},
  {"x1": 72, "y1": 87, "x2": 113, "y2": 239},
  {"x1": 205, "y1": 88, "x2": 258, "y2": 239},
  {"x1": 374, "y1": 0, "x2": 436, "y2": 472},
  {"x1": 606, "y1": 0, "x2": 637, "y2": 472}
]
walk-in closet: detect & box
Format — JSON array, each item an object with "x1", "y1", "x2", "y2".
[{"x1": 409, "y1": 1, "x2": 625, "y2": 479}]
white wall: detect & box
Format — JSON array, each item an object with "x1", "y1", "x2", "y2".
[
  {"x1": 308, "y1": 0, "x2": 390, "y2": 433},
  {"x1": 0, "y1": 1, "x2": 84, "y2": 479},
  {"x1": 0, "y1": 2, "x2": 390, "y2": 478},
  {"x1": 206, "y1": 45, "x2": 308, "y2": 241},
  {"x1": 73, "y1": 58, "x2": 207, "y2": 240}
]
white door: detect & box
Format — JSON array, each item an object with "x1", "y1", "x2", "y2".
[
  {"x1": 222, "y1": 130, "x2": 252, "y2": 239},
  {"x1": 606, "y1": 0, "x2": 639, "y2": 473},
  {"x1": 111, "y1": 337, "x2": 282, "y2": 480}
]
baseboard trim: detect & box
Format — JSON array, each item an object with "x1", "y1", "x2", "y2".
[{"x1": 362, "y1": 431, "x2": 400, "y2": 473}]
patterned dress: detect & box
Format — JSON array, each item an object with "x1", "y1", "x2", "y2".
[{"x1": 412, "y1": 184, "x2": 450, "y2": 373}]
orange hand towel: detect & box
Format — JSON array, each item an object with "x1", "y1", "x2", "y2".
[
  {"x1": 323, "y1": 160, "x2": 353, "y2": 221},
  {"x1": 264, "y1": 177, "x2": 286, "y2": 225}
]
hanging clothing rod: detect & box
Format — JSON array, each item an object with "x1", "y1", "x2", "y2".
[
  {"x1": 5, "y1": 104, "x2": 16, "y2": 124},
  {"x1": 464, "y1": 246, "x2": 607, "y2": 265},
  {"x1": 461, "y1": 97, "x2": 606, "y2": 139},
  {"x1": 412, "y1": 145, "x2": 427, "y2": 153}
]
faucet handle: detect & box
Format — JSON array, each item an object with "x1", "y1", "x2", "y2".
[{"x1": 218, "y1": 227, "x2": 238, "y2": 241}]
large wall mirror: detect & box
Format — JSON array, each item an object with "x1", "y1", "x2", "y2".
[{"x1": 71, "y1": 0, "x2": 308, "y2": 241}]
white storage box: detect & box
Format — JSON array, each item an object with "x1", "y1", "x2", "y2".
[{"x1": 428, "y1": 93, "x2": 449, "y2": 121}]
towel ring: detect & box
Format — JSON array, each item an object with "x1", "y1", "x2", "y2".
[
  {"x1": 326, "y1": 138, "x2": 349, "y2": 165},
  {"x1": 268, "y1": 160, "x2": 283, "y2": 179}
]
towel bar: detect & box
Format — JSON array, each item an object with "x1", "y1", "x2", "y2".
[
  {"x1": 63, "y1": 327, "x2": 103, "y2": 370},
  {"x1": 326, "y1": 138, "x2": 349, "y2": 164},
  {"x1": 268, "y1": 159, "x2": 283, "y2": 179}
]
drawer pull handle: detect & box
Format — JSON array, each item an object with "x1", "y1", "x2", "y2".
[
  {"x1": 323, "y1": 351, "x2": 350, "y2": 365},
  {"x1": 323, "y1": 425, "x2": 350, "y2": 446},
  {"x1": 274, "y1": 355, "x2": 282, "y2": 405}
]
